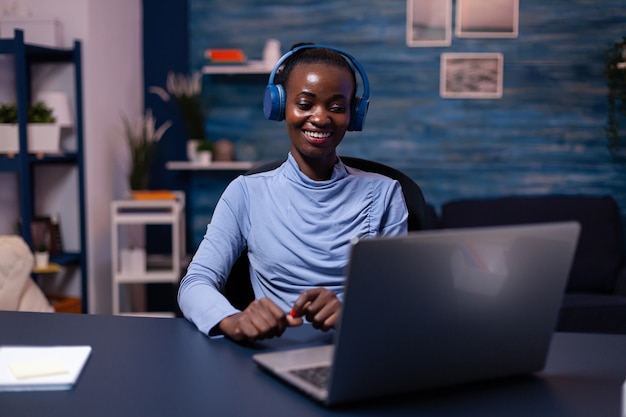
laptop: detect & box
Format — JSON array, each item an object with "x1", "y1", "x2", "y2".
[{"x1": 253, "y1": 221, "x2": 581, "y2": 406}]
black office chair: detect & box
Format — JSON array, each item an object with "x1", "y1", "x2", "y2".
[{"x1": 223, "y1": 156, "x2": 428, "y2": 310}]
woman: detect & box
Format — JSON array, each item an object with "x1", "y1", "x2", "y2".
[{"x1": 178, "y1": 44, "x2": 408, "y2": 342}]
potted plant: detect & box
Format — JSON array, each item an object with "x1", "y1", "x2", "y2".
[
  {"x1": 195, "y1": 139, "x2": 214, "y2": 165},
  {"x1": 0, "y1": 103, "x2": 20, "y2": 154},
  {"x1": 122, "y1": 109, "x2": 172, "y2": 191},
  {"x1": 0, "y1": 101, "x2": 60, "y2": 155},
  {"x1": 149, "y1": 71, "x2": 212, "y2": 162},
  {"x1": 34, "y1": 242, "x2": 50, "y2": 269}
]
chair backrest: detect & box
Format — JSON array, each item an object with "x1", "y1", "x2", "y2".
[{"x1": 223, "y1": 156, "x2": 428, "y2": 309}]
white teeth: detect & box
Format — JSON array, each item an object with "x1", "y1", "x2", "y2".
[{"x1": 306, "y1": 131, "x2": 331, "y2": 139}]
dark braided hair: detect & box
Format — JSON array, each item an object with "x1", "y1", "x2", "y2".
[{"x1": 274, "y1": 43, "x2": 357, "y2": 101}]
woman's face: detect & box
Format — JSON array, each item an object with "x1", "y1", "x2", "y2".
[{"x1": 284, "y1": 63, "x2": 355, "y2": 175}]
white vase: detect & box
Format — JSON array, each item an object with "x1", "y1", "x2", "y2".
[{"x1": 187, "y1": 139, "x2": 202, "y2": 162}]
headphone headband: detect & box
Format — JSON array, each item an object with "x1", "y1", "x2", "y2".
[{"x1": 263, "y1": 44, "x2": 370, "y2": 131}]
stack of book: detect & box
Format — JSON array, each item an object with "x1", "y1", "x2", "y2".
[{"x1": 205, "y1": 48, "x2": 247, "y2": 64}]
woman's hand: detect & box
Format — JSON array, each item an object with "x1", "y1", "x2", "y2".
[
  {"x1": 219, "y1": 297, "x2": 301, "y2": 342},
  {"x1": 290, "y1": 288, "x2": 341, "y2": 332}
]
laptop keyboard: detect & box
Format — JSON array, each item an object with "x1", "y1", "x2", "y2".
[{"x1": 289, "y1": 365, "x2": 330, "y2": 389}]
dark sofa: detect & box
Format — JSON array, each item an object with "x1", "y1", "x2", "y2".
[{"x1": 434, "y1": 195, "x2": 626, "y2": 334}]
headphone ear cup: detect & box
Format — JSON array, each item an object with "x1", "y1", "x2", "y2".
[
  {"x1": 263, "y1": 84, "x2": 286, "y2": 121},
  {"x1": 348, "y1": 96, "x2": 369, "y2": 131}
]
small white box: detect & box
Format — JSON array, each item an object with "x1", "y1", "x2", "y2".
[
  {"x1": 120, "y1": 248, "x2": 147, "y2": 275},
  {"x1": 0, "y1": 18, "x2": 63, "y2": 47}
]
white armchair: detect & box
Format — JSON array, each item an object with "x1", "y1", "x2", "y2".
[{"x1": 0, "y1": 235, "x2": 54, "y2": 312}]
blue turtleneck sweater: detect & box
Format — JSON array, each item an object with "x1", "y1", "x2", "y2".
[{"x1": 178, "y1": 153, "x2": 408, "y2": 335}]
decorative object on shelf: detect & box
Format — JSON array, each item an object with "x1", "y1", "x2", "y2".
[
  {"x1": 604, "y1": 36, "x2": 626, "y2": 162},
  {"x1": 130, "y1": 190, "x2": 178, "y2": 200},
  {"x1": 202, "y1": 39, "x2": 281, "y2": 75},
  {"x1": 263, "y1": 38, "x2": 282, "y2": 67},
  {"x1": 34, "y1": 245, "x2": 49, "y2": 269},
  {"x1": 213, "y1": 138, "x2": 234, "y2": 161},
  {"x1": 0, "y1": 100, "x2": 62, "y2": 155},
  {"x1": 195, "y1": 139, "x2": 213, "y2": 165},
  {"x1": 186, "y1": 139, "x2": 202, "y2": 162},
  {"x1": 205, "y1": 48, "x2": 247, "y2": 63},
  {"x1": 120, "y1": 247, "x2": 146, "y2": 274},
  {"x1": 122, "y1": 109, "x2": 172, "y2": 191},
  {"x1": 17, "y1": 214, "x2": 62, "y2": 255},
  {"x1": 31, "y1": 216, "x2": 51, "y2": 268},
  {"x1": 149, "y1": 71, "x2": 210, "y2": 161}
]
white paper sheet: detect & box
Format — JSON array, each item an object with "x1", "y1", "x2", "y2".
[{"x1": 0, "y1": 345, "x2": 91, "y2": 391}]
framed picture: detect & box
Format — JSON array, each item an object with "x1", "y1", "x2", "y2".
[
  {"x1": 406, "y1": 0, "x2": 452, "y2": 47},
  {"x1": 440, "y1": 53, "x2": 504, "y2": 99},
  {"x1": 30, "y1": 216, "x2": 61, "y2": 254},
  {"x1": 456, "y1": 0, "x2": 519, "y2": 38}
]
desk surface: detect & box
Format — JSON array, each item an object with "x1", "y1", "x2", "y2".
[{"x1": 1, "y1": 311, "x2": 625, "y2": 417}]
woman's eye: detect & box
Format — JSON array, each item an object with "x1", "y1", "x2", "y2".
[
  {"x1": 330, "y1": 104, "x2": 347, "y2": 113},
  {"x1": 297, "y1": 102, "x2": 312, "y2": 110}
]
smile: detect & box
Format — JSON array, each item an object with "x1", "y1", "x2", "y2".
[{"x1": 304, "y1": 130, "x2": 332, "y2": 139}]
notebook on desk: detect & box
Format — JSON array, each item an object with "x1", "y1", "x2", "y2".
[{"x1": 253, "y1": 221, "x2": 581, "y2": 406}]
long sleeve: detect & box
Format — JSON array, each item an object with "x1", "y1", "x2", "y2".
[{"x1": 178, "y1": 154, "x2": 408, "y2": 336}]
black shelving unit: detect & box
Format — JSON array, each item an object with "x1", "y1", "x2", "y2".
[{"x1": 0, "y1": 29, "x2": 87, "y2": 312}]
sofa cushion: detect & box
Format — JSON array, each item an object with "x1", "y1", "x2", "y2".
[
  {"x1": 0, "y1": 235, "x2": 53, "y2": 313},
  {"x1": 440, "y1": 195, "x2": 623, "y2": 294}
]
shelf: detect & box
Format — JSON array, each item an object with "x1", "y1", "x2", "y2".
[
  {"x1": 50, "y1": 251, "x2": 81, "y2": 265},
  {"x1": 115, "y1": 271, "x2": 181, "y2": 284},
  {"x1": 33, "y1": 262, "x2": 62, "y2": 274},
  {"x1": 202, "y1": 61, "x2": 272, "y2": 75},
  {"x1": 0, "y1": 38, "x2": 74, "y2": 62},
  {"x1": 166, "y1": 160, "x2": 256, "y2": 171},
  {"x1": 0, "y1": 29, "x2": 88, "y2": 313},
  {"x1": 0, "y1": 152, "x2": 79, "y2": 166}
]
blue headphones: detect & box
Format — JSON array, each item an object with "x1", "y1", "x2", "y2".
[{"x1": 262, "y1": 44, "x2": 370, "y2": 131}]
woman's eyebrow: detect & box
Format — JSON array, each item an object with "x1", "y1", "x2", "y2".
[{"x1": 297, "y1": 91, "x2": 348, "y2": 101}]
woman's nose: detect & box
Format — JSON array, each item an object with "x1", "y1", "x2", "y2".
[{"x1": 309, "y1": 106, "x2": 330, "y2": 125}]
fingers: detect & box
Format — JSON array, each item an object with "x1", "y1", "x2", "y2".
[
  {"x1": 220, "y1": 289, "x2": 342, "y2": 342},
  {"x1": 220, "y1": 298, "x2": 290, "y2": 342},
  {"x1": 291, "y1": 288, "x2": 341, "y2": 331}
]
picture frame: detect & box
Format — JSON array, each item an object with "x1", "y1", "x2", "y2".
[
  {"x1": 440, "y1": 53, "x2": 504, "y2": 99},
  {"x1": 30, "y1": 216, "x2": 61, "y2": 254},
  {"x1": 406, "y1": 0, "x2": 452, "y2": 47},
  {"x1": 456, "y1": 0, "x2": 519, "y2": 38}
]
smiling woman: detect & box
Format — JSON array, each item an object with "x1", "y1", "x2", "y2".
[{"x1": 177, "y1": 44, "x2": 410, "y2": 343}]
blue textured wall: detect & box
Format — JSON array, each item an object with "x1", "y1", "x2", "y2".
[{"x1": 183, "y1": 0, "x2": 626, "y2": 246}]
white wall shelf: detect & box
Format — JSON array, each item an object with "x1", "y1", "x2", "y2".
[{"x1": 202, "y1": 61, "x2": 272, "y2": 75}]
